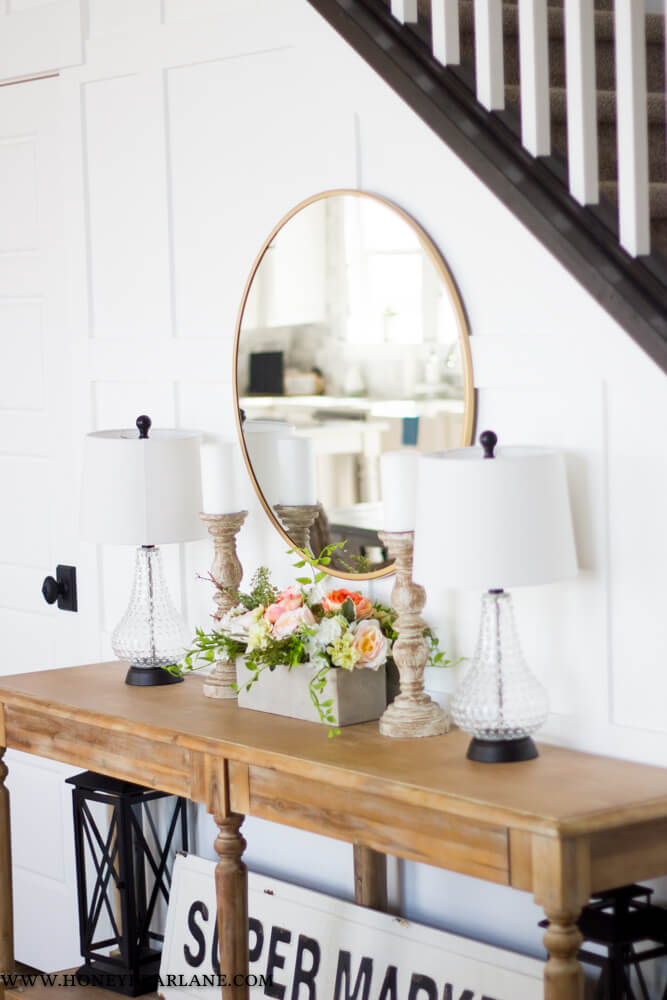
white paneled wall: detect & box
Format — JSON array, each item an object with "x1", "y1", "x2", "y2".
[{"x1": 2, "y1": 0, "x2": 667, "y2": 966}]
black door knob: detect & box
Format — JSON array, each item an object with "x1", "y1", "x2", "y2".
[
  {"x1": 41, "y1": 565, "x2": 78, "y2": 612},
  {"x1": 42, "y1": 576, "x2": 60, "y2": 604}
]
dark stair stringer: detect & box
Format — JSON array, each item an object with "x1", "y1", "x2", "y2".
[{"x1": 305, "y1": 0, "x2": 667, "y2": 374}]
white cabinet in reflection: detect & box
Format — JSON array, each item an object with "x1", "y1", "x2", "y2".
[{"x1": 243, "y1": 198, "x2": 327, "y2": 330}]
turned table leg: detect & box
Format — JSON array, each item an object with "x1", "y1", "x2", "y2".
[
  {"x1": 0, "y1": 745, "x2": 14, "y2": 1000},
  {"x1": 542, "y1": 907, "x2": 584, "y2": 1000},
  {"x1": 532, "y1": 835, "x2": 589, "y2": 1000},
  {"x1": 214, "y1": 812, "x2": 248, "y2": 1000}
]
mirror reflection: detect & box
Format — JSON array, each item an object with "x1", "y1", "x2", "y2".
[{"x1": 234, "y1": 190, "x2": 474, "y2": 579}]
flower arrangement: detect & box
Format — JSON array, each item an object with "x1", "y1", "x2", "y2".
[{"x1": 168, "y1": 545, "x2": 451, "y2": 735}]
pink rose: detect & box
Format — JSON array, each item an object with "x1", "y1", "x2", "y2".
[
  {"x1": 279, "y1": 586, "x2": 303, "y2": 610},
  {"x1": 351, "y1": 619, "x2": 388, "y2": 670},
  {"x1": 264, "y1": 587, "x2": 303, "y2": 624},
  {"x1": 264, "y1": 602, "x2": 285, "y2": 624},
  {"x1": 272, "y1": 605, "x2": 316, "y2": 640}
]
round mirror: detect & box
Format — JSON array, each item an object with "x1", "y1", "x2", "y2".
[{"x1": 233, "y1": 189, "x2": 474, "y2": 580}]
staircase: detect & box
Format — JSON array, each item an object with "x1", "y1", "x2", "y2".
[
  {"x1": 305, "y1": 0, "x2": 667, "y2": 372},
  {"x1": 418, "y1": 0, "x2": 666, "y2": 257}
]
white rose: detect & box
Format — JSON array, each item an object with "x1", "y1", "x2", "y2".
[
  {"x1": 272, "y1": 606, "x2": 316, "y2": 640},
  {"x1": 228, "y1": 606, "x2": 264, "y2": 639},
  {"x1": 246, "y1": 617, "x2": 271, "y2": 652},
  {"x1": 307, "y1": 615, "x2": 344, "y2": 658}
]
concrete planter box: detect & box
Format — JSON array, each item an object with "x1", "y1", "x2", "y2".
[{"x1": 236, "y1": 658, "x2": 387, "y2": 726}]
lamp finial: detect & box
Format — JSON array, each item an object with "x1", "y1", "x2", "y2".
[
  {"x1": 136, "y1": 415, "x2": 152, "y2": 439},
  {"x1": 480, "y1": 429, "x2": 497, "y2": 459}
]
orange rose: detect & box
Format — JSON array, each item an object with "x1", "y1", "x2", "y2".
[{"x1": 322, "y1": 589, "x2": 372, "y2": 620}]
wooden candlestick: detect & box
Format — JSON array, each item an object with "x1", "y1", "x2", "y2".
[
  {"x1": 378, "y1": 530, "x2": 449, "y2": 738},
  {"x1": 273, "y1": 503, "x2": 320, "y2": 552},
  {"x1": 200, "y1": 511, "x2": 247, "y2": 700}
]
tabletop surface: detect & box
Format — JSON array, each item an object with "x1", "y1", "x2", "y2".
[{"x1": 1, "y1": 661, "x2": 667, "y2": 835}]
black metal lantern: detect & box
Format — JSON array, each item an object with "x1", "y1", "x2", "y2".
[
  {"x1": 67, "y1": 771, "x2": 189, "y2": 996},
  {"x1": 541, "y1": 884, "x2": 667, "y2": 999}
]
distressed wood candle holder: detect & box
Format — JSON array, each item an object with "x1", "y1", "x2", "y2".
[
  {"x1": 378, "y1": 530, "x2": 449, "y2": 738},
  {"x1": 273, "y1": 503, "x2": 320, "y2": 552},
  {"x1": 200, "y1": 510, "x2": 247, "y2": 700}
]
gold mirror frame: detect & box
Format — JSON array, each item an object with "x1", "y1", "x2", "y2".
[{"x1": 233, "y1": 188, "x2": 475, "y2": 581}]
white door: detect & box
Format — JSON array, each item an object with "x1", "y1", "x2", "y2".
[{"x1": 0, "y1": 74, "x2": 82, "y2": 971}]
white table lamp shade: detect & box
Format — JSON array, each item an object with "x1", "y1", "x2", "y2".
[
  {"x1": 413, "y1": 445, "x2": 578, "y2": 591},
  {"x1": 80, "y1": 428, "x2": 205, "y2": 546}
]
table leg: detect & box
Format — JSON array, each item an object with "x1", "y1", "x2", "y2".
[
  {"x1": 532, "y1": 835, "x2": 589, "y2": 1000},
  {"x1": 541, "y1": 907, "x2": 584, "y2": 1000},
  {"x1": 0, "y1": 746, "x2": 14, "y2": 1000},
  {"x1": 353, "y1": 845, "x2": 387, "y2": 911},
  {"x1": 214, "y1": 812, "x2": 248, "y2": 1000}
]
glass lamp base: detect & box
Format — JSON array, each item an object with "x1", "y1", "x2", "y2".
[
  {"x1": 451, "y1": 591, "x2": 549, "y2": 764},
  {"x1": 125, "y1": 665, "x2": 183, "y2": 687},
  {"x1": 466, "y1": 735, "x2": 538, "y2": 763},
  {"x1": 112, "y1": 546, "x2": 189, "y2": 687}
]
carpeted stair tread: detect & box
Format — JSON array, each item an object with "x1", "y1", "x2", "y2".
[
  {"x1": 505, "y1": 85, "x2": 666, "y2": 182},
  {"x1": 600, "y1": 181, "x2": 667, "y2": 258},
  {"x1": 418, "y1": 0, "x2": 662, "y2": 40},
  {"x1": 419, "y1": 0, "x2": 664, "y2": 43},
  {"x1": 417, "y1": 0, "x2": 614, "y2": 14},
  {"x1": 455, "y1": 3, "x2": 665, "y2": 91},
  {"x1": 504, "y1": 85, "x2": 666, "y2": 125},
  {"x1": 600, "y1": 181, "x2": 667, "y2": 218}
]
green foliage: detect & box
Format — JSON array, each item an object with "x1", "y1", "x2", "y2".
[
  {"x1": 340, "y1": 598, "x2": 356, "y2": 623},
  {"x1": 289, "y1": 539, "x2": 372, "y2": 577},
  {"x1": 371, "y1": 602, "x2": 397, "y2": 641},
  {"x1": 229, "y1": 566, "x2": 279, "y2": 611},
  {"x1": 424, "y1": 629, "x2": 463, "y2": 668},
  {"x1": 245, "y1": 633, "x2": 307, "y2": 673},
  {"x1": 165, "y1": 627, "x2": 247, "y2": 677},
  {"x1": 288, "y1": 541, "x2": 348, "y2": 587},
  {"x1": 308, "y1": 662, "x2": 340, "y2": 738},
  {"x1": 335, "y1": 551, "x2": 371, "y2": 574}
]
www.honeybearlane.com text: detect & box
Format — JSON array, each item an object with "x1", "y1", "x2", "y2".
[
  {"x1": 0, "y1": 974, "x2": 270, "y2": 990},
  {"x1": 1, "y1": 971, "x2": 498, "y2": 999}
]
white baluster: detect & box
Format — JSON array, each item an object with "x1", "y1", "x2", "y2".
[
  {"x1": 474, "y1": 0, "x2": 505, "y2": 110},
  {"x1": 564, "y1": 0, "x2": 598, "y2": 204},
  {"x1": 614, "y1": 0, "x2": 650, "y2": 255},
  {"x1": 519, "y1": 0, "x2": 551, "y2": 155},
  {"x1": 432, "y1": 0, "x2": 460, "y2": 65},
  {"x1": 391, "y1": 0, "x2": 418, "y2": 23}
]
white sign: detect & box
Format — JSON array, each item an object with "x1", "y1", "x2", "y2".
[{"x1": 161, "y1": 854, "x2": 543, "y2": 999}]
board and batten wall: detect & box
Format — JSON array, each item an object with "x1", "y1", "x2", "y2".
[{"x1": 1, "y1": 0, "x2": 667, "y2": 969}]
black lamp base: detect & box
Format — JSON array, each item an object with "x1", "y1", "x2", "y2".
[
  {"x1": 467, "y1": 735, "x2": 538, "y2": 763},
  {"x1": 124, "y1": 665, "x2": 183, "y2": 687}
]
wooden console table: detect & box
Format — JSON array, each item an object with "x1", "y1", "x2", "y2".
[{"x1": 2, "y1": 662, "x2": 667, "y2": 1000}]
